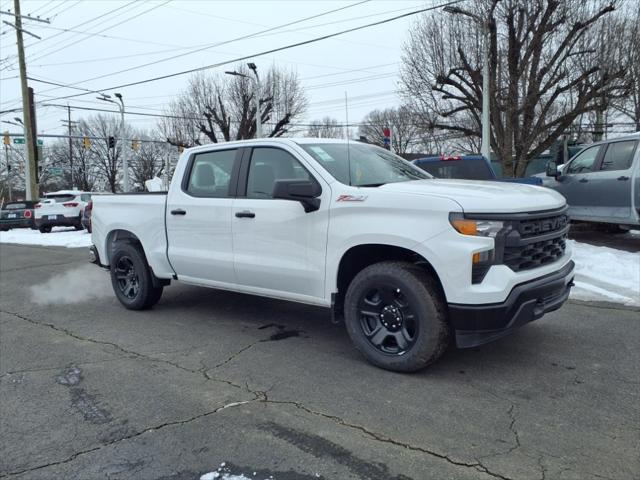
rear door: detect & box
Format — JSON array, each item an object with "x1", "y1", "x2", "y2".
[
  {"x1": 166, "y1": 147, "x2": 241, "y2": 286},
  {"x1": 231, "y1": 146, "x2": 330, "y2": 301},
  {"x1": 585, "y1": 139, "x2": 638, "y2": 222}
]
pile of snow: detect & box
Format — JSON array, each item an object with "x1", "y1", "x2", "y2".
[
  {"x1": 200, "y1": 463, "x2": 270, "y2": 480},
  {"x1": 568, "y1": 239, "x2": 640, "y2": 306},
  {"x1": 0, "y1": 227, "x2": 92, "y2": 248}
]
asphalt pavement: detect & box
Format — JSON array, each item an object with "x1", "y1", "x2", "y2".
[{"x1": 1, "y1": 243, "x2": 638, "y2": 480}]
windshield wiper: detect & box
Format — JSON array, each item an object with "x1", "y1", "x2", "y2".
[{"x1": 357, "y1": 183, "x2": 386, "y2": 187}]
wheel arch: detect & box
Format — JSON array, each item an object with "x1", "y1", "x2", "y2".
[
  {"x1": 104, "y1": 229, "x2": 144, "y2": 266},
  {"x1": 334, "y1": 243, "x2": 445, "y2": 311}
]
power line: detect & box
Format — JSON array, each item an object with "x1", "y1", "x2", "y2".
[
  {"x1": 30, "y1": 0, "x2": 373, "y2": 97},
  {"x1": 39, "y1": 0, "x2": 463, "y2": 104},
  {"x1": 27, "y1": 0, "x2": 170, "y2": 63}
]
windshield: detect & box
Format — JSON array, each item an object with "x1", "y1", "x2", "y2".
[
  {"x1": 415, "y1": 159, "x2": 495, "y2": 180},
  {"x1": 300, "y1": 143, "x2": 429, "y2": 186}
]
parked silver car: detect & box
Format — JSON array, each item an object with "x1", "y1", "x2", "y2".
[{"x1": 544, "y1": 132, "x2": 639, "y2": 228}]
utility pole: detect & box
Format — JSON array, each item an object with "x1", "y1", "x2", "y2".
[
  {"x1": 10, "y1": 0, "x2": 48, "y2": 200},
  {"x1": 61, "y1": 105, "x2": 78, "y2": 189}
]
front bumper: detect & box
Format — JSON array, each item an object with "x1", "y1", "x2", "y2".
[{"x1": 449, "y1": 260, "x2": 575, "y2": 348}]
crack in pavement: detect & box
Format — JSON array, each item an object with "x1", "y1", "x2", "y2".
[
  {"x1": 1, "y1": 310, "x2": 248, "y2": 392},
  {"x1": 3, "y1": 310, "x2": 515, "y2": 480},
  {"x1": 257, "y1": 394, "x2": 514, "y2": 480},
  {"x1": 1, "y1": 398, "x2": 257, "y2": 478}
]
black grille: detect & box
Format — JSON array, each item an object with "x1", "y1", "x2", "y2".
[
  {"x1": 503, "y1": 234, "x2": 567, "y2": 271},
  {"x1": 501, "y1": 210, "x2": 569, "y2": 272}
]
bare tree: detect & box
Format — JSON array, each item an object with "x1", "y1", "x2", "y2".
[
  {"x1": 358, "y1": 107, "x2": 423, "y2": 155},
  {"x1": 401, "y1": 0, "x2": 632, "y2": 176},
  {"x1": 129, "y1": 132, "x2": 169, "y2": 190},
  {"x1": 306, "y1": 117, "x2": 343, "y2": 138},
  {"x1": 612, "y1": 5, "x2": 640, "y2": 131},
  {"x1": 79, "y1": 115, "x2": 130, "y2": 193},
  {"x1": 159, "y1": 65, "x2": 307, "y2": 147}
]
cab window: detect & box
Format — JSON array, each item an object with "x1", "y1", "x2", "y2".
[
  {"x1": 246, "y1": 148, "x2": 311, "y2": 199},
  {"x1": 566, "y1": 146, "x2": 601, "y2": 174},
  {"x1": 186, "y1": 149, "x2": 237, "y2": 197}
]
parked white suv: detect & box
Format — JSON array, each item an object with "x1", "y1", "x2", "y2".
[
  {"x1": 35, "y1": 190, "x2": 92, "y2": 233},
  {"x1": 91, "y1": 139, "x2": 574, "y2": 372}
]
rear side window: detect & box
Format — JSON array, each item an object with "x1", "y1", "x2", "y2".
[
  {"x1": 186, "y1": 149, "x2": 237, "y2": 197},
  {"x1": 600, "y1": 141, "x2": 637, "y2": 171},
  {"x1": 80, "y1": 194, "x2": 92, "y2": 202},
  {"x1": 246, "y1": 148, "x2": 311, "y2": 199},
  {"x1": 566, "y1": 146, "x2": 600, "y2": 174}
]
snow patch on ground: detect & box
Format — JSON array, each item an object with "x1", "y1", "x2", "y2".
[
  {"x1": 0, "y1": 227, "x2": 92, "y2": 248},
  {"x1": 568, "y1": 240, "x2": 640, "y2": 306}
]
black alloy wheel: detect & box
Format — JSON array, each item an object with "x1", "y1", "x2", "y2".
[
  {"x1": 109, "y1": 241, "x2": 163, "y2": 310},
  {"x1": 344, "y1": 261, "x2": 449, "y2": 372},
  {"x1": 358, "y1": 284, "x2": 418, "y2": 355},
  {"x1": 113, "y1": 255, "x2": 140, "y2": 300}
]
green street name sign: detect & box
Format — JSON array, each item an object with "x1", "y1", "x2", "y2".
[
  {"x1": 12, "y1": 138, "x2": 43, "y2": 145},
  {"x1": 49, "y1": 167, "x2": 63, "y2": 175}
]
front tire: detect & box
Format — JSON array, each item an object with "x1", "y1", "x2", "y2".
[
  {"x1": 344, "y1": 262, "x2": 449, "y2": 372},
  {"x1": 110, "y1": 242, "x2": 163, "y2": 310},
  {"x1": 39, "y1": 225, "x2": 52, "y2": 233}
]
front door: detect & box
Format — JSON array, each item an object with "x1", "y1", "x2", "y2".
[
  {"x1": 166, "y1": 148, "x2": 240, "y2": 286},
  {"x1": 553, "y1": 145, "x2": 603, "y2": 219},
  {"x1": 232, "y1": 146, "x2": 330, "y2": 302}
]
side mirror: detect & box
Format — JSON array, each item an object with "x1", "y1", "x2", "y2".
[
  {"x1": 546, "y1": 161, "x2": 559, "y2": 178},
  {"x1": 272, "y1": 179, "x2": 322, "y2": 213}
]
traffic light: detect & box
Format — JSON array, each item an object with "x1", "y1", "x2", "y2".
[
  {"x1": 83, "y1": 137, "x2": 91, "y2": 150},
  {"x1": 2, "y1": 132, "x2": 9, "y2": 145},
  {"x1": 131, "y1": 139, "x2": 140, "y2": 151},
  {"x1": 108, "y1": 136, "x2": 115, "y2": 149}
]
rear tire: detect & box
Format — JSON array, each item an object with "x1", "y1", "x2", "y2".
[
  {"x1": 344, "y1": 261, "x2": 449, "y2": 372},
  {"x1": 74, "y1": 223, "x2": 84, "y2": 231},
  {"x1": 39, "y1": 225, "x2": 52, "y2": 233},
  {"x1": 110, "y1": 241, "x2": 163, "y2": 310}
]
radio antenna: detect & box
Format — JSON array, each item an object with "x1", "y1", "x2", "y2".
[{"x1": 345, "y1": 91, "x2": 352, "y2": 186}]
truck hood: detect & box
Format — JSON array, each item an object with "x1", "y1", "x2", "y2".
[{"x1": 378, "y1": 179, "x2": 565, "y2": 213}]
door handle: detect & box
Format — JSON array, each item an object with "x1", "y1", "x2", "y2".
[
  {"x1": 170, "y1": 209, "x2": 186, "y2": 215},
  {"x1": 617, "y1": 176, "x2": 630, "y2": 181},
  {"x1": 235, "y1": 211, "x2": 255, "y2": 218},
  {"x1": 579, "y1": 178, "x2": 588, "y2": 183}
]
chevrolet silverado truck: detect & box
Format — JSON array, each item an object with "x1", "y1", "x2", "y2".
[{"x1": 91, "y1": 138, "x2": 574, "y2": 372}]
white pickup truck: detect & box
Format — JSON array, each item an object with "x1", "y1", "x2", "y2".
[{"x1": 91, "y1": 138, "x2": 574, "y2": 372}]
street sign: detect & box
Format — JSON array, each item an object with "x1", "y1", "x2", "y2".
[
  {"x1": 48, "y1": 167, "x2": 63, "y2": 175},
  {"x1": 12, "y1": 138, "x2": 43, "y2": 145}
]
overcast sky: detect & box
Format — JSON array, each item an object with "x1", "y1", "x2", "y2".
[{"x1": 0, "y1": 0, "x2": 438, "y2": 139}]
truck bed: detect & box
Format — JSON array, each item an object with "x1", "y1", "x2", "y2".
[{"x1": 91, "y1": 192, "x2": 174, "y2": 278}]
